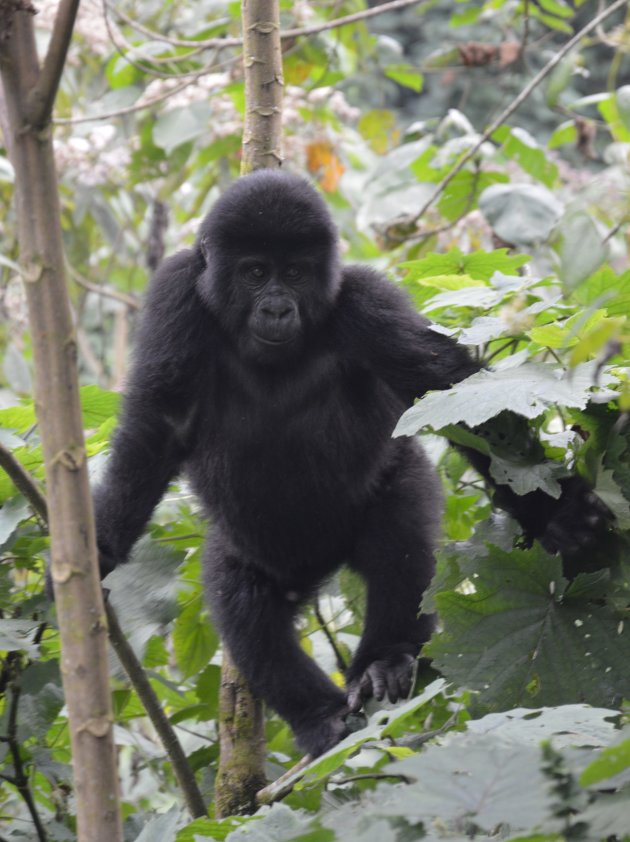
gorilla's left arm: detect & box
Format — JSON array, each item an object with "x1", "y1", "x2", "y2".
[{"x1": 336, "y1": 267, "x2": 612, "y2": 568}]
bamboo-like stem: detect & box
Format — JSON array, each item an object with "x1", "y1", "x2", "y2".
[
  {"x1": 0, "y1": 441, "x2": 207, "y2": 818},
  {"x1": 0, "y1": 5, "x2": 122, "y2": 838},
  {"x1": 214, "y1": 0, "x2": 286, "y2": 818}
]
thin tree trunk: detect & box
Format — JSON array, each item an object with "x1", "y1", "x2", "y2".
[
  {"x1": 214, "y1": 0, "x2": 284, "y2": 818},
  {"x1": 0, "y1": 4, "x2": 122, "y2": 839}
]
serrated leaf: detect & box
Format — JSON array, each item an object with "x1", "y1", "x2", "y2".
[
  {"x1": 548, "y1": 121, "x2": 578, "y2": 149},
  {"x1": 394, "y1": 361, "x2": 615, "y2": 435},
  {"x1": 383, "y1": 732, "x2": 551, "y2": 831},
  {"x1": 573, "y1": 267, "x2": 630, "y2": 317},
  {"x1": 425, "y1": 544, "x2": 630, "y2": 709}
]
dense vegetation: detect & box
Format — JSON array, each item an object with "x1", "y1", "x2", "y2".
[{"x1": 0, "y1": 1, "x2": 629, "y2": 839}]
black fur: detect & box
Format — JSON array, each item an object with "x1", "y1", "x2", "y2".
[{"x1": 92, "y1": 170, "x2": 485, "y2": 756}]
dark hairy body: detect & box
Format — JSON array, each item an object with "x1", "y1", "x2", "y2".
[{"x1": 92, "y1": 170, "x2": 608, "y2": 756}]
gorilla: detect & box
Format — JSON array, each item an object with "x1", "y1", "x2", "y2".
[{"x1": 90, "y1": 170, "x2": 607, "y2": 757}]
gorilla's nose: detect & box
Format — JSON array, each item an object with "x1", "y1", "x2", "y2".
[{"x1": 262, "y1": 302, "x2": 294, "y2": 322}]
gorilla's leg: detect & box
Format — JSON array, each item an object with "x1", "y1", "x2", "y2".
[
  {"x1": 346, "y1": 449, "x2": 441, "y2": 712},
  {"x1": 204, "y1": 532, "x2": 348, "y2": 757}
]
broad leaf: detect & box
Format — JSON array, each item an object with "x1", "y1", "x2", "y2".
[
  {"x1": 394, "y1": 361, "x2": 616, "y2": 435},
  {"x1": 425, "y1": 544, "x2": 630, "y2": 710}
]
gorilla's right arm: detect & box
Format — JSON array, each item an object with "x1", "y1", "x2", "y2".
[{"x1": 94, "y1": 250, "x2": 208, "y2": 576}]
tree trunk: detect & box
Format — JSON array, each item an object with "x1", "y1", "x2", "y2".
[
  {"x1": 0, "y1": 4, "x2": 122, "y2": 839},
  {"x1": 214, "y1": 0, "x2": 285, "y2": 818}
]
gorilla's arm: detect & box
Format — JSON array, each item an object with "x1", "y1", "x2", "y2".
[
  {"x1": 336, "y1": 268, "x2": 611, "y2": 568},
  {"x1": 94, "y1": 250, "x2": 208, "y2": 575}
]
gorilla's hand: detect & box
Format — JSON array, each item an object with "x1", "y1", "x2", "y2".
[
  {"x1": 293, "y1": 704, "x2": 350, "y2": 758},
  {"x1": 346, "y1": 652, "x2": 416, "y2": 713}
]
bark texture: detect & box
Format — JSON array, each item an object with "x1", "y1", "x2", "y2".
[
  {"x1": 0, "y1": 5, "x2": 122, "y2": 839},
  {"x1": 214, "y1": 0, "x2": 285, "y2": 818}
]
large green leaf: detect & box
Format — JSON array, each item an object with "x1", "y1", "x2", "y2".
[
  {"x1": 479, "y1": 184, "x2": 563, "y2": 247},
  {"x1": 382, "y1": 733, "x2": 551, "y2": 832},
  {"x1": 394, "y1": 361, "x2": 617, "y2": 435},
  {"x1": 425, "y1": 544, "x2": 630, "y2": 709}
]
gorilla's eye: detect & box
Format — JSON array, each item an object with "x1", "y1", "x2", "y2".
[
  {"x1": 286, "y1": 265, "x2": 301, "y2": 280},
  {"x1": 249, "y1": 263, "x2": 267, "y2": 280}
]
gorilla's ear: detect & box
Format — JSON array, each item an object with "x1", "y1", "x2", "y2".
[{"x1": 199, "y1": 236, "x2": 211, "y2": 266}]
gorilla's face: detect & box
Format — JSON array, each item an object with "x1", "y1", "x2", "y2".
[
  {"x1": 239, "y1": 256, "x2": 306, "y2": 347},
  {"x1": 196, "y1": 169, "x2": 341, "y2": 366}
]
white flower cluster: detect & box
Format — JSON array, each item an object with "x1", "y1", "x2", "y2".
[
  {"x1": 54, "y1": 125, "x2": 131, "y2": 187},
  {"x1": 36, "y1": 0, "x2": 111, "y2": 57}
]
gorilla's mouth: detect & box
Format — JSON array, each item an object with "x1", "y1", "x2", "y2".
[{"x1": 253, "y1": 333, "x2": 295, "y2": 347}]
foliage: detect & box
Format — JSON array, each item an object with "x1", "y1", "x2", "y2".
[{"x1": 1, "y1": 0, "x2": 629, "y2": 839}]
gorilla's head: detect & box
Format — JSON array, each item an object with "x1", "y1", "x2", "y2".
[{"x1": 197, "y1": 170, "x2": 340, "y2": 364}]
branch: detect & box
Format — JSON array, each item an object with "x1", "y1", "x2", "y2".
[
  {"x1": 314, "y1": 602, "x2": 347, "y2": 672},
  {"x1": 0, "y1": 442, "x2": 206, "y2": 817},
  {"x1": 108, "y1": 0, "x2": 433, "y2": 50},
  {"x1": 104, "y1": 602, "x2": 207, "y2": 818},
  {"x1": 68, "y1": 265, "x2": 141, "y2": 310},
  {"x1": 6, "y1": 678, "x2": 48, "y2": 841},
  {"x1": 256, "y1": 754, "x2": 312, "y2": 806},
  {"x1": 412, "y1": 0, "x2": 630, "y2": 224},
  {"x1": 0, "y1": 441, "x2": 47, "y2": 521},
  {"x1": 25, "y1": 0, "x2": 80, "y2": 127}
]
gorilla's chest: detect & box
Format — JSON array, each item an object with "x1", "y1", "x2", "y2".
[{"x1": 187, "y1": 356, "x2": 399, "y2": 562}]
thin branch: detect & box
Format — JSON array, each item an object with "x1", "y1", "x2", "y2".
[
  {"x1": 331, "y1": 771, "x2": 412, "y2": 785},
  {"x1": 25, "y1": 0, "x2": 80, "y2": 127},
  {"x1": 0, "y1": 442, "x2": 206, "y2": 817},
  {"x1": 68, "y1": 265, "x2": 141, "y2": 310},
  {"x1": 104, "y1": 602, "x2": 207, "y2": 818},
  {"x1": 6, "y1": 679, "x2": 48, "y2": 841},
  {"x1": 0, "y1": 442, "x2": 47, "y2": 521},
  {"x1": 53, "y1": 54, "x2": 239, "y2": 125},
  {"x1": 412, "y1": 0, "x2": 630, "y2": 224},
  {"x1": 314, "y1": 602, "x2": 347, "y2": 671},
  {"x1": 256, "y1": 754, "x2": 312, "y2": 806},
  {"x1": 108, "y1": 0, "x2": 434, "y2": 50}
]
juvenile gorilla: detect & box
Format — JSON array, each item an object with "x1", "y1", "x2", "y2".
[{"x1": 91, "y1": 170, "x2": 600, "y2": 756}]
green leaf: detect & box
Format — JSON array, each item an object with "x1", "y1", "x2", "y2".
[
  {"x1": 80, "y1": 384, "x2": 121, "y2": 427},
  {"x1": 176, "y1": 816, "x2": 252, "y2": 841},
  {"x1": 153, "y1": 103, "x2": 214, "y2": 153},
  {"x1": 573, "y1": 267, "x2": 630, "y2": 317},
  {"x1": 173, "y1": 598, "x2": 218, "y2": 679},
  {"x1": 616, "y1": 85, "x2": 630, "y2": 131},
  {"x1": 560, "y1": 213, "x2": 608, "y2": 291},
  {"x1": 479, "y1": 183, "x2": 563, "y2": 246},
  {"x1": 394, "y1": 362, "x2": 616, "y2": 435},
  {"x1": 384, "y1": 732, "x2": 552, "y2": 831},
  {"x1": 0, "y1": 496, "x2": 31, "y2": 546},
  {"x1": 493, "y1": 127, "x2": 558, "y2": 187},
  {"x1": 383, "y1": 64, "x2": 423, "y2": 93},
  {"x1": 548, "y1": 121, "x2": 578, "y2": 149},
  {"x1": 0, "y1": 618, "x2": 42, "y2": 654},
  {"x1": 425, "y1": 543, "x2": 630, "y2": 709},
  {"x1": 580, "y1": 732, "x2": 630, "y2": 786}
]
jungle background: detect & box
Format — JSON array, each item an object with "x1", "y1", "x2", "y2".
[{"x1": 1, "y1": 1, "x2": 630, "y2": 840}]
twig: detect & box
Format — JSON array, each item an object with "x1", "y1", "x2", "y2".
[
  {"x1": 68, "y1": 265, "x2": 141, "y2": 310},
  {"x1": 108, "y1": 0, "x2": 434, "y2": 50},
  {"x1": 314, "y1": 601, "x2": 347, "y2": 671},
  {"x1": 412, "y1": 0, "x2": 630, "y2": 224},
  {"x1": 0, "y1": 442, "x2": 47, "y2": 521},
  {"x1": 331, "y1": 771, "x2": 412, "y2": 785},
  {"x1": 0, "y1": 443, "x2": 206, "y2": 817},
  {"x1": 25, "y1": 0, "x2": 80, "y2": 127},
  {"x1": 256, "y1": 754, "x2": 312, "y2": 806},
  {"x1": 105, "y1": 603, "x2": 207, "y2": 817},
  {"x1": 6, "y1": 678, "x2": 48, "y2": 841}
]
